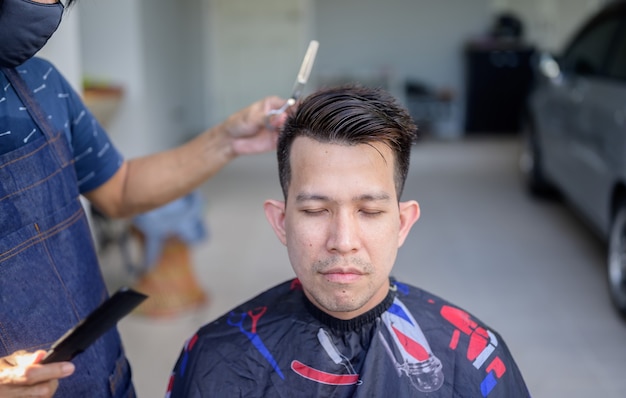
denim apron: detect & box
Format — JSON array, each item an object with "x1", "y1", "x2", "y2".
[{"x1": 0, "y1": 68, "x2": 135, "y2": 397}]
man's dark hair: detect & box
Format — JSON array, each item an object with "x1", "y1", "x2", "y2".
[{"x1": 277, "y1": 84, "x2": 418, "y2": 200}]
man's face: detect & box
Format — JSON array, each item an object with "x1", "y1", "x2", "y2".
[{"x1": 265, "y1": 136, "x2": 419, "y2": 320}]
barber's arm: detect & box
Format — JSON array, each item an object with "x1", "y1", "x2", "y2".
[
  {"x1": 85, "y1": 95, "x2": 288, "y2": 218},
  {"x1": 0, "y1": 350, "x2": 74, "y2": 398}
]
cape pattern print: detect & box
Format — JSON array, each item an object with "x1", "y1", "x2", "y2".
[{"x1": 166, "y1": 278, "x2": 531, "y2": 398}]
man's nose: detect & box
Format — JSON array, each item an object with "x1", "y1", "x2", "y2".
[{"x1": 326, "y1": 211, "x2": 361, "y2": 254}]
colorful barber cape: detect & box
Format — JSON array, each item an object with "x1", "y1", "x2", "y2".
[
  {"x1": 0, "y1": 59, "x2": 132, "y2": 397},
  {"x1": 167, "y1": 278, "x2": 531, "y2": 397}
]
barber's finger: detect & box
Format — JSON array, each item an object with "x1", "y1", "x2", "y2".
[
  {"x1": 21, "y1": 361, "x2": 75, "y2": 385},
  {"x1": 232, "y1": 128, "x2": 278, "y2": 155},
  {"x1": 263, "y1": 96, "x2": 288, "y2": 113},
  {"x1": 32, "y1": 351, "x2": 46, "y2": 365}
]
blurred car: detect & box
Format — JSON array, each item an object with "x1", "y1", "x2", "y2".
[{"x1": 519, "y1": 0, "x2": 626, "y2": 317}]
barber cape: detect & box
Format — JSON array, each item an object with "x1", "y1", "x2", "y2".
[{"x1": 167, "y1": 278, "x2": 530, "y2": 397}]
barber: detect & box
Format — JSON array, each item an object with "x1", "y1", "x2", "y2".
[{"x1": 0, "y1": 0, "x2": 286, "y2": 396}]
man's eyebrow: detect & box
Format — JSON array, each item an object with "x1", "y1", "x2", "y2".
[
  {"x1": 294, "y1": 192, "x2": 391, "y2": 202},
  {"x1": 295, "y1": 193, "x2": 329, "y2": 202},
  {"x1": 355, "y1": 193, "x2": 391, "y2": 202}
]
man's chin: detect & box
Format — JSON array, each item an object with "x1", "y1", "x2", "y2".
[{"x1": 312, "y1": 290, "x2": 370, "y2": 316}]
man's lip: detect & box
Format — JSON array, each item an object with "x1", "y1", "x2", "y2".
[
  {"x1": 321, "y1": 268, "x2": 364, "y2": 275},
  {"x1": 321, "y1": 269, "x2": 365, "y2": 283}
]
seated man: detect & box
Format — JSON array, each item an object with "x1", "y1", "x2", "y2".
[{"x1": 166, "y1": 85, "x2": 531, "y2": 397}]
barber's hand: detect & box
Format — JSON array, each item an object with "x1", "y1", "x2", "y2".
[
  {"x1": 0, "y1": 350, "x2": 74, "y2": 398},
  {"x1": 223, "y1": 96, "x2": 289, "y2": 155}
]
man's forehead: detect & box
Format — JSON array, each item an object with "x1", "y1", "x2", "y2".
[
  {"x1": 290, "y1": 136, "x2": 392, "y2": 160},
  {"x1": 287, "y1": 138, "x2": 398, "y2": 201}
]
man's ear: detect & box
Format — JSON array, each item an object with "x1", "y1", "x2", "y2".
[
  {"x1": 263, "y1": 199, "x2": 287, "y2": 246},
  {"x1": 397, "y1": 200, "x2": 420, "y2": 247}
]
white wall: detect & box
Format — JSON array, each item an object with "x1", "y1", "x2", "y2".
[
  {"x1": 77, "y1": 0, "x2": 151, "y2": 157},
  {"x1": 206, "y1": 0, "x2": 313, "y2": 126},
  {"x1": 313, "y1": 0, "x2": 493, "y2": 136},
  {"x1": 52, "y1": 0, "x2": 609, "y2": 159},
  {"x1": 139, "y1": 0, "x2": 204, "y2": 148},
  {"x1": 315, "y1": 0, "x2": 491, "y2": 92}
]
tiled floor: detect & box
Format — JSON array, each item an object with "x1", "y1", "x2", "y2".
[{"x1": 100, "y1": 135, "x2": 626, "y2": 398}]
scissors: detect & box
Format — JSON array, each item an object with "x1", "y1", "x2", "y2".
[
  {"x1": 227, "y1": 306, "x2": 267, "y2": 334},
  {"x1": 227, "y1": 307, "x2": 285, "y2": 379},
  {"x1": 265, "y1": 40, "x2": 319, "y2": 129}
]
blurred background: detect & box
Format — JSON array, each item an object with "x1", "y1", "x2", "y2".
[
  {"x1": 44, "y1": 0, "x2": 608, "y2": 153},
  {"x1": 38, "y1": 0, "x2": 626, "y2": 397}
]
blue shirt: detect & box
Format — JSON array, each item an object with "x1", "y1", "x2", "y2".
[{"x1": 0, "y1": 57, "x2": 123, "y2": 193}]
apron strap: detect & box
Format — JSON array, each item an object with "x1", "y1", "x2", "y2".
[{"x1": 1, "y1": 66, "x2": 68, "y2": 166}]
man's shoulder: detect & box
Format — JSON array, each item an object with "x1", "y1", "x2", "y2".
[
  {"x1": 391, "y1": 278, "x2": 497, "y2": 332},
  {"x1": 391, "y1": 279, "x2": 530, "y2": 396},
  {"x1": 391, "y1": 278, "x2": 455, "y2": 311},
  {"x1": 194, "y1": 279, "x2": 301, "y2": 340}
]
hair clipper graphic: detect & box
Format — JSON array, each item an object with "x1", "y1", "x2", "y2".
[
  {"x1": 379, "y1": 298, "x2": 444, "y2": 392},
  {"x1": 318, "y1": 328, "x2": 361, "y2": 381},
  {"x1": 290, "y1": 328, "x2": 361, "y2": 386}
]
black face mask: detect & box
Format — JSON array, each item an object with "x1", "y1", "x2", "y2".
[{"x1": 0, "y1": 0, "x2": 64, "y2": 68}]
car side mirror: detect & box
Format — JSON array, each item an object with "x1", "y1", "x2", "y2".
[{"x1": 537, "y1": 51, "x2": 561, "y2": 79}]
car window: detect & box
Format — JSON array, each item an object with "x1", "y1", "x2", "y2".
[
  {"x1": 606, "y1": 26, "x2": 626, "y2": 80},
  {"x1": 561, "y1": 15, "x2": 622, "y2": 77}
]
